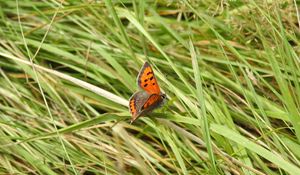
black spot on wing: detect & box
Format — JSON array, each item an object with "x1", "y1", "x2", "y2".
[
  {"x1": 143, "y1": 84, "x2": 148, "y2": 87},
  {"x1": 147, "y1": 71, "x2": 153, "y2": 75}
]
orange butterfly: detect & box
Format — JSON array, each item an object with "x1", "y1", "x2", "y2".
[{"x1": 129, "y1": 62, "x2": 166, "y2": 123}]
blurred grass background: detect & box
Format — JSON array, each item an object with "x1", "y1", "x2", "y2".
[{"x1": 0, "y1": 0, "x2": 300, "y2": 174}]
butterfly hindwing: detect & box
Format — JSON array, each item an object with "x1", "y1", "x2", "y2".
[
  {"x1": 141, "y1": 94, "x2": 161, "y2": 110},
  {"x1": 129, "y1": 91, "x2": 151, "y2": 118},
  {"x1": 137, "y1": 62, "x2": 160, "y2": 94}
]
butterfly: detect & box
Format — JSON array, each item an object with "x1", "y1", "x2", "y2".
[{"x1": 129, "y1": 62, "x2": 166, "y2": 123}]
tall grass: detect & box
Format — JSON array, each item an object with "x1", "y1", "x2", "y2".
[{"x1": 0, "y1": 0, "x2": 299, "y2": 174}]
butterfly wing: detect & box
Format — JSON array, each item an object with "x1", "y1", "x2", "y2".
[
  {"x1": 129, "y1": 93, "x2": 165, "y2": 123},
  {"x1": 129, "y1": 91, "x2": 151, "y2": 120},
  {"x1": 137, "y1": 62, "x2": 160, "y2": 94},
  {"x1": 141, "y1": 94, "x2": 162, "y2": 111}
]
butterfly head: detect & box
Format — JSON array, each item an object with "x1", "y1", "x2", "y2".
[{"x1": 159, "y1": 93, "x2": 167, "y2": 106}]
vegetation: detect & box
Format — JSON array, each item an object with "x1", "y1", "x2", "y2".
[{"x1": 0, "y1": 0, "x2": 300, "y2": 174}]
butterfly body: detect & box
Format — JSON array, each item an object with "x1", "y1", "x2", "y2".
[{"x1": 129, "y1": 62, "x2": 166, "y2": 123}]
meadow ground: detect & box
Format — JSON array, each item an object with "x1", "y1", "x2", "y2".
[{"x1": 0, "y1": 0, "x2": 300, "y2": 174}]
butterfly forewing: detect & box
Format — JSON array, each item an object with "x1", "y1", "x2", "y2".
[{"x1": 137, "y1": 62, "x2": 160, "y2": 94}]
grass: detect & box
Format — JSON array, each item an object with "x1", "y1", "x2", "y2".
[{"x1": 0, "y1": 0, "x2": 300, "y2": 174}]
